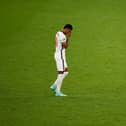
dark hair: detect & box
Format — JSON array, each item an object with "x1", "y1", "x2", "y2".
[{"x1": 64, "y1": 24, "x2": 73, "y2": 30}]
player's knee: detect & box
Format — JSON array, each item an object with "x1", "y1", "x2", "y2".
[
  {"x1": 65, "y1": 71, "x2": 69, "y2": 75},
  {"x1": 64, "y1": 71, "x2": 69, "y2": 78},
  {"x1": 64, "y1": 68, "x2": 68, "y2": 72}
]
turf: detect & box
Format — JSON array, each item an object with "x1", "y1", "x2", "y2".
[{"x1": 1, "y1": 0, "x2": 126, "y2": 125}]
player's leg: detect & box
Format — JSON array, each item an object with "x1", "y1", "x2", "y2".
[
  {"x1": 50, "y1": 54, "x2": 66, "y2": 95},
  {"x1": 50, "y1": 52, "x2": 68, "y2": 96},
  {"x1": 63, "y1": 68, "x2": 69, "y2": 78},
  {"x1": 55, "y1": 72, "x2": 67, "y2": 96},
  {"x1": 52, "y1": 71, "x2": 67, "y2": 96},
  {"x1": 51, "y1": 71, "x2": 64, "y2": 91},
  {"x1": 55, "y1": 53, "x2": 69, "y2": 95},
  {"x1": 55, "y1": 52, "x2": 69, "y2": 94}
]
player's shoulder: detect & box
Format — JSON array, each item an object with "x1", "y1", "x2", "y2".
[{"x1": 56, "y1": 31, "x2": 66, "y2": 38}]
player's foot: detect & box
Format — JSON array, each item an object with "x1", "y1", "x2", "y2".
[
  {"x1": 55, "y1": 92, "x2": 67, "y2": 97},
  {"x1": 50, "y1": 84, "x2": 57, "y2": 92}
]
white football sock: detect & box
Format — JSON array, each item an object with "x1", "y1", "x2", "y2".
[
  {"x1": 54, "y1": 74, "x2": 62, "y2": 86},
  {"x1": 54, "y1": 74, "x2": 64, "y2": 92},
  {"x1": 55, "y1": 72, "x2": 69, "y2": 92}
]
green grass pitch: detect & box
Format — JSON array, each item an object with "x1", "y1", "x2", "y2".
[{"x1": 1, "y1": 0, "x2": 126, "y2": 125}]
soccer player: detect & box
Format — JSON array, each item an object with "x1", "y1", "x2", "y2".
[{"x1": 50, "y1": 24, "x2": 73, "y2": 96}]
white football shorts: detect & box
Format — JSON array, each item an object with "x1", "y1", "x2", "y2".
[{"x1": 54, "y1": 51, "x2": 68, "y2": 71}]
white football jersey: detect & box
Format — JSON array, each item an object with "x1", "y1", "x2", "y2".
[{"x1": 55, "y1": 31, "x2": 67, "y2": 53}]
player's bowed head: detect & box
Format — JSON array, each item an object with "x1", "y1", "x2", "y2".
[{"x1": 62, "y1": 24, "x2": 73, "y2": 49}]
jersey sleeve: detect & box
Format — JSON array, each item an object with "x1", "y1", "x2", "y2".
[
  {"x1": 56, "y1": 33, "x2": 66, "y2": 43},
  {"x1": 59, "y1": 35, "x2": 66, "y2": 43}
]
